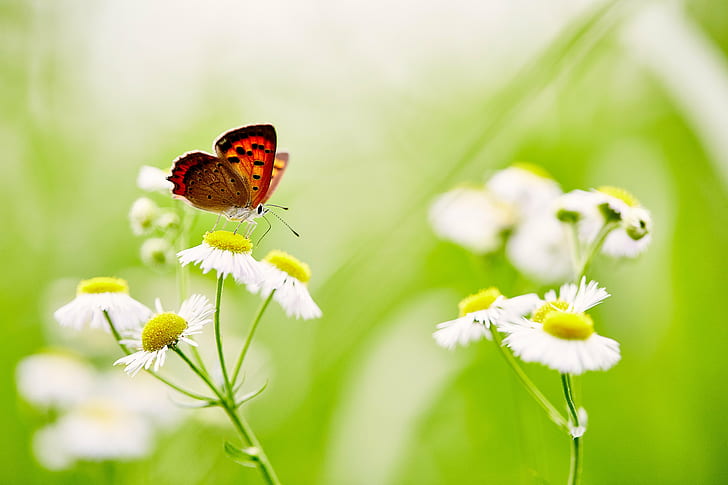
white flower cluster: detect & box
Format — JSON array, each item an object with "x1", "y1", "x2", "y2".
[
  {"x1": 429, "y1": 164, "x2": 653, "y2": 282},
  {"x1": 434, "y1": 278, "x2": 620, "y2": 375},
  {"x1": 16, "y1": 352, "x2": 182, "y2": 470},
  {"x1": 129, "y1": 166, "x2": 180, "y2": 269}
]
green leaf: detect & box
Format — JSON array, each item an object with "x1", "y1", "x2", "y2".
[{"x1": 223, "y1": 441, "x2": 260, "y2": 468}]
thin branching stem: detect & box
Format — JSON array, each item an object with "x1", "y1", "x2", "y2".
[
  {"x1": 562, "y1": 374, "x2": 583, "y2": 485},
  {"x1": 491, "y1": 328, "x2": 569, "y2": 430},
  {"x1": 232, "y1": 290, "x2": 275, "y2": 386},
  {"x1": 175, "y1": 347, "x2": 281, "y2": 485},
  {"x1": 214, "y1": 276, "x2": 233, "y2": 397}
]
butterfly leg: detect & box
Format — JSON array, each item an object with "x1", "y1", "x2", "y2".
[
  {"x1": 211, "y1": 214, "x2": 222, "y2": 231},
  {"x1": 245, "y1": 220, "x2": 258, "y2": 239},
  {"x1": 233, "y1": 220, "x2": 244, "y2": 235}
]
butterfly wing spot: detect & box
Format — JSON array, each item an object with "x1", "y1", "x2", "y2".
[{"x1": 212, "y1": 124, "x2": 278, "y2": 207}]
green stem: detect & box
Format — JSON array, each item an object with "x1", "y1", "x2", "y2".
[
  {"x1": 561, "y1": 374, "x2": 583, "y2": 485},
  {"x1": 575, "y1": 222, "x2": 616, "y2": 280},
  {"x1": 232, "y1": 291, "x2": 275, "y2": 386},
  {"x1": 103, "y1": 310, "x2": 213, "y2": 402},
  {"x1": 176, "y1": 208, "x2": 207, "y2": 373},
  {"x1": 491, "y1": 328, "x2": 569, "y2": 430},
  {"x1": 567, "y1": 223, "x2": 582, "y2": 276},
  {"x1": 214, "y1": 276, "x2": 232, "y2": 396},
  {"x1": 175, "y1": 348, "x2": 281, "y2": 485}
]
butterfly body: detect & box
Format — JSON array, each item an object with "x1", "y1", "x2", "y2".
[{"x1": 167, "y1": 124, "x2": 288, "y2": 222}]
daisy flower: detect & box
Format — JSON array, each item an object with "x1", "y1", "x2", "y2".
[
  {"x1": 54, "y1": 277, "x2": 152, "y2": 332},
  {"x1": 506, "y1": 214, "x2": 573, "y2": 284},
  {"x1": 177, "y1": 230, "x2": 262, "y2": 284},
  {"x1": 486, "y1": 163, "x2": 562, "y2": 220},
  {"x1": 502, "y1": 279, "x2": 620, "y2": 375},
  {"x1": 16, "y1": 351, "x2": 95, "y2": 410},
  {"x1": 249, "y1": 250, "x2": 322, "y2": 320},
  {"x1": 114, "y1": 294, "x2": 214, "y2": 376},
  {"x1": 129, "y1": 197, "x2": 159, "y2": 236},
  {"x1": 34, "y1": 397, "x2": 152, "y2": 469},
  {"x1": 140, "y1": 237, "x2": 175, "y2": 268},
  {"x1": 137, "y1": 165, "x2": 173, "y2": 193},
  {"x1": 433, "y1": 287, "x2": 539, "y2": 350},
  {"x1": 557, "y1": 187, "x2": 653, "y2": 258},
  {"x1": 429, "y1": 186, "x2": 513, "y2": 254}
]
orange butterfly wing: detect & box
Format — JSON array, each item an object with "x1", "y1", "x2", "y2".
[
  {"x1": 262, "y1": 152, "x2": 289, "y2": 204},
  {"x1": 214, "y1": 124, "x2": 276, "y2": 207}
]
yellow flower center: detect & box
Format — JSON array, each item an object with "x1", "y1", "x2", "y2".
[
  {"x1": 203, "y1": 231, "x2": 252, "y2": 253},
  {"x1": 141, "y1": 312, "x2": 187, "y2": 352},
  {"x1": 512, "y1": 162, "x2": 553, "y2": 180},
  {"x1": 542, "y1": 312, "x2": 594, "y2": 340},
  {"x1": 264, "y1": 250, "x2": 311, "y2": 283},
  {"x1": 531, "y1": 300, "x2": 570, "y2": 323},
  {"x1": 597, "y1": 186, "x2": 640, "y2": 208},
  {"x1": 458, "y1": 287, "x2": 502, "y2": 317},
  {"x1": 77, "y1": 277, "x2": 129, "y2": 295}
]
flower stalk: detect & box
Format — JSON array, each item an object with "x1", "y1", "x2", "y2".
[
  {"x1": 491, "y1": 328, "x2": 569, "y2": 430},
  {"x1": 174, "y1": 347, "x2": 281, "y2": 485},
  {"x1": 562, "y1": 374, "x2": 583, "y2": 485},
  {"x1": 232, "y1": 290, "x2": 275, "y2": 386}
]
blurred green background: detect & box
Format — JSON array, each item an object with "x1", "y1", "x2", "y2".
[{"x1": 3, "y1": 0, "x2": 728, "y2": 483}]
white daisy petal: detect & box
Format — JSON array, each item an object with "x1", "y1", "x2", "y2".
[
  {"x1": 54, "y1": 278, "x2": 152, "y2": 332},
  {"x1": 429, "y1": 187, "x2": 513, "y2": 254},
  {"x1": 486, "y1": 164, "x2": 562, "y2": 219},
  {"x1": 433, "y1": 316, "x2": 490, "y2": 349},
  {"x1": 137, "y1": 165, "x2": 173, "y2": 193},
  {"x1": 504, "y1": 326, "x2": 620, "y2": 375},
  {"x1": 178, "y1": 231, "x2": 263, "y2": 284},
  {"x1": 114, "y1": 295, "x2": 213, "y2": 376},
  {"x1": 248, "y1": 252, "x2": 322, "y2": 320}
]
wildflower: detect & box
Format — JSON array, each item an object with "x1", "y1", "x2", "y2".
[
  {"x1": 140, "y1": 238, "x2": 174, "y2": 267},
  {"x1": 429, "y1": 186, "x2": 513, "y2": 254},
  {"x1": 129, "y1": 197, "x2": 159, "y2": 236},
  {"x1": 502, "y1": 279, "x2": 620, "y2": 374},
  {"x1": 114, "y1": 295, "x2": 214, "y2": 376},
  {"x1": 33, "y1": 398, "x2": 152, "y2": 469},
  {"x1": 54, "y1": 277, "x2": 151, "y2": 332},
  {"x1": 433, "y1": 288, "x2": 539, "y2": 349},
  {"x1": 506, "y1": 215, "x2": 573, "y2": 283},
  {"x1": 177, "y1": 230, "x2": 262, "y2": 284},
  {"x1": 486, "y1": 163, "x2": 562, "y2": 219},
  {"x1": 557, "y1": 187, "x2": 653, "y2": 258},
  {"x1": 16, "y1": 351, "x2": 95, "y2": 410},
  {"x1": 154, "y1": 210, "x2": 180, "y2": 231},
  {"x1": 137, "y1": 165, "x2": 173, "y2": 193},
  {"x1": 249, "y1": 250, "x2": 322, "y2": 320}
]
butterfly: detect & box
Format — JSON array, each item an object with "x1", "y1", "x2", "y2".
[{"x1": 167, "y1": 124, "x2": 289, "y2": 222}]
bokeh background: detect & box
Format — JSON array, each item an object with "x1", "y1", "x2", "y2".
[{"x1": 3, "y1": 0, "x2": 728, "y2": 483}]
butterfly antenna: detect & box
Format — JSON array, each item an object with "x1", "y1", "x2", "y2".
[
  {"x1": 266, "y1": 204, "x2": 289, "y2": 210},
  {"x1": 269, "y1": 211, "x2": 300, "y2": 237}
]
